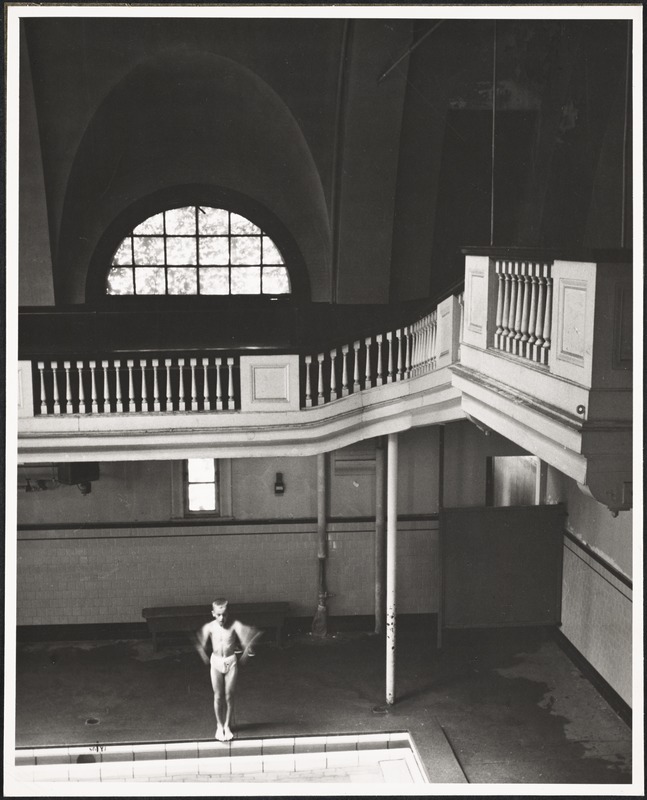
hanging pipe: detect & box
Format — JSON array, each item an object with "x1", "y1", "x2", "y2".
[
  {"x1": 311, "y1": 452, "x2": 328, "y2": 637},
  {"x1": 490, "y1": 19, "x2": 498, "y2": 246},
  {"x1": 374, "y1": 438, "x2": 386, "y2": 634}
]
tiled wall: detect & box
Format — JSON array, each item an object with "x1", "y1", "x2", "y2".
[
  {"x1": 561, "y1": 536, "x2": 632, "y2": 705},
  {"x1": 16, "y1": 520, "x2": 438, "y2": 626}
]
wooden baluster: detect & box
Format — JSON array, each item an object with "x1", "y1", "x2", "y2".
[
  {"x1": 165, "y1": 358, "x2": 173, "y2": 410},
  {"x1": 526, "y1": 264, "x2": 539, "y2": 359},
  {"x1": 541, "y1": 273, "x2": 553, "y2": 365},
  {"x1": 76, "y1": 361, "x2": 86, "y2": 413},
  {"x1": 51, "y1": 361, "x2": 61, "y2": 414},
  {"x1": 89, "y1": 361, "x2": 98, "y2": 414},
  {"x1": 189, "y1": 358, "x2": 198, "y2": 411},
  {"x1": 304, "y1": 355, "x2": 313, "y2": 407},
  {"x1": 506, "y1": 263, "x2": 518, "y2": 352},
  {"x1": 102, "y1": 360, "x2": 110, "y2": 413},
  {"x1": 424, "y1": 316, "x2": 432, "y2": 372},
  {"x1": 139, "y1": 359, "x2": 148, "y2": 411},
  {"x1": 518, "y1": 263, "x2": 532, "y2": 358},
  {"x1": 152, "y1": 359, "x2": 161, "y2": 411},
  {"x1": 533, "y1": 267, "x2": 547, "y2": 363},
  {"x1": 330, "y1": 349, "x2": 338, "y2": 400},
  {"x1": 409, "y1": 323, "x2": 417, "y2": 377},
  {"x1": 386, "y1": 332, "x2": 394, "y2": 383},
  {"x1": 375, "y1": 335, "x2": 383, "y2": 386},
  {"x1": 177, "y1": 358, "x2": 186, "y2": 411},
  {"x1": 404, "y1": 328, "x2": 411, "y2": 379},
  {"x1": 201, "y1": 358, "x2": 210, "y2": 410},
  {"x1": 114, "y1": 359, "x2": 123, "y2": 412},
  {"x1": 512, "y1": 263, "x2": 524, "y2": 355},
  {"x1": 431, "y1": 312, "x2": 438, "y2": 369},
  {"x1": 494, "y1": 261, "x2": 505, "y2": 349},
  {"x1": 352, "y1": 341, "x2": 361, "y2": 392},
  {"x1": 227, "y1": 357, "x2": 234, "y2": 409},
  {"x1": 395, "y1": 329, "x2": 403, "y2": 380},
  {"x1": 215, "y1": 357, "x2": 223, "y2": 410},
  {"x1": 63, "y1": 361, "x2": 72, "y2": 413},
  {"x1": 37, "y1": 361, "x2": 47, "y2": 414},
  {"x1": 514, "y1": 262, "x2": 528, "y2": 355},
  {"x1": 126, "y1": 360, "x2": 136, "y2": 412},
  {"x1": 364, "y1": 337, "x2": 373, "y2": 388},
  {"x1": 317, "y1": 353, "x2": 325, "y2": 404},
  {"x1": 500, "y1": 263, "x2": 512, "y2": 352},
  {"x1": 341, "y1": 345, "x2": 350, "y2": 396}
]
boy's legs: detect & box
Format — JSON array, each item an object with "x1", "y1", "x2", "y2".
[
  {"x1": 222, "y1": 663, "x2": 238, "y2": 740},
  {"x1": 210, "y1": 665, "x2": 226, "y2": 740}
]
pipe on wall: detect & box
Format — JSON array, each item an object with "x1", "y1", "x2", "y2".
[
  {"x1": 386, "y1": 432, "x2": 398, "y2": 704},
  {"x1": 311, "y1": 452, "x2": 328, "y2": 637}
]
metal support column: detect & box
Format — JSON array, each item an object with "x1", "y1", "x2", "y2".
[
  {"x1": 386, "y1": 432, "x2": 398, "y2": 705},
  {"x1": 375, "y1": 438, "x2": 386, "y2": 634}
]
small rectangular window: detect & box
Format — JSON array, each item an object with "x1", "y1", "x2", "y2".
[{"x1": 185, "y1": 457, "x2": 218, "y2": 514}]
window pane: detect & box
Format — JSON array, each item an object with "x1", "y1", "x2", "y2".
[
  {"x1": 112, "y1": 238, "x2": 133, "y2": 265},
  {"x1": 198, "y1": 207, "x2": 228, "y2": 235},
  {"x1": 231, "y1": 236, "x2": 261, "y2": 265},
  {"x1": 167, "y1": 236, "x2": 197, "y2": 265},
  {"x1": 262, "y1": 236, "x2": 283, "y2": 264},
  {"x1": 188, "y1": 458, "x2": 215, "y2": 482},
  {"x1": 134, "y1": 236, "x2": 165, "y2": 265},
  {"x1": 133, "y1": 213, "x2": 164, "y2": 235},
  {"x1": 230, "y1": 213, "x2": 260, "y2": 235},
  {"x1": 199, "y1": 237, "x2": 229, "y2": 265},
  {"x1": 188, "y1": 483, "x2": 216, "y2": 512},
  {"x1": 135, "y1": 267, "x2": 166, "y2": 294},
  {"x1": 231, "y1": 267, "x2": 261, "y2": 294},
  {"x1": 165, "y1": 206, "x2": 196, "y2": 235},
  {"x1": 167, "y1": 267, "x2": 198, "y2": 295},
  {"x1": 199, "y1": 267, "x2": 230, "y2": 294},
  {"x1": 262, "y1": 266, "x2": 290, "y2": 294},
  {"x1": 106, "y1": 267, "x2": 134, "y2": 295}
]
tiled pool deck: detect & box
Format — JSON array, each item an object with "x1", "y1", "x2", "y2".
[{"x1": 14, "y1": 731, "x2": 429, "y2": 785}]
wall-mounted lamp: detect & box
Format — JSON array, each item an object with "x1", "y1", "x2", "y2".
[
  {"x1": 77, "y1": 482, "x2": 92, "y2": 496},
  {"x1": 274, "y1": 472, "x2": 285, "y2": 495}
]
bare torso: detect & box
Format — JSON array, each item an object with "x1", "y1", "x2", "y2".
[{"x1": 204, "y1": 619, "x2": 241, "y2": 658}]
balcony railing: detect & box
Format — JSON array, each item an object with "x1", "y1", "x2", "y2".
[
  {"x1": 33, "y1": 354, "x2": 240, "y2": 416},
  {"x1": 493, "y1": 260, "x2": 552, "y2": 365},
  {"x1": 302, "y1": 307, "x2": 442, "y2": 408},
  {"x1": 23, "y1": 293, "x2": 463, "y2": 420}
]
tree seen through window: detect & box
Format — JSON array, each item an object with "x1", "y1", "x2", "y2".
[{"x1": 106, "y1": 206, "x2": 291, "y2": 296}]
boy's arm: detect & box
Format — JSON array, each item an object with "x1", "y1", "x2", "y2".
[
  {"x1": 194, "y1": 623, "x2": 211, "y2": 664},
  {"x1": 234, "y1": 621, "x2": 263, "y2": 664}
]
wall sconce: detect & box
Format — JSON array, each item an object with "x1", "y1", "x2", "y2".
[{"x1": 274, "y1": 472, "x2": 285, "y2": 495}]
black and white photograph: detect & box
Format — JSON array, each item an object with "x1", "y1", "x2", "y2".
[{"x1": 3, "y1": 2, "x2": 643, "y2": 795}]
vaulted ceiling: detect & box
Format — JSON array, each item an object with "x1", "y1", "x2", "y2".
[{"x1": 19, "y1": 15, "x2": 630, "y2": 308}]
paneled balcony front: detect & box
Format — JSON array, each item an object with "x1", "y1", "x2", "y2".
[{"x1": 453, "y1": 247, "x2": 633, "y2": 513}]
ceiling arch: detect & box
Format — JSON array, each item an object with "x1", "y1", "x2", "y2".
[{"x1": 56, "y1": 47, "x2": 331, "y2": 304}]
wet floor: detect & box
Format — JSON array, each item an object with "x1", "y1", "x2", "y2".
[{"x1": 13, "y1": 626, "x2": 632, "y2": 786}]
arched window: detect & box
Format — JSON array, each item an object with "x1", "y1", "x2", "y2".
[{"x1": 106, "y1": 206, "x2": 291, "y2": 296}]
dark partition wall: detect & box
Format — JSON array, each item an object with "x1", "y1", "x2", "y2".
[{"x1": 440, "y1": 504, "x2": 565, "y2": 629}]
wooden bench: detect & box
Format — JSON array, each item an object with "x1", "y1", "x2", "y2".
[{"x1": 142, "y1": 601, "x2": 290, "y2": 652}]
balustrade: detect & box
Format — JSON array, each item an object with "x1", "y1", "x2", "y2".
[
  {"x1": 301, "y1": 306, "x2": 441, "y2": 407},
  {"x1": 493, "y1": 260, "x2": 552, "y2": 365},
  {"x1": 34, "y1": 353, "x2": 240, "y2": 416}
]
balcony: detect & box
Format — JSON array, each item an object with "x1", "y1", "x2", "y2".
[
  {"x1": 17, "y1": 296, "x2": 464, "y2": 461},
  {"x1": 453, "y1": 247, "x2": 633, "y2": 513},
  {"x1": 16, "y1": 248, "x2": 633, "y2": 513}
]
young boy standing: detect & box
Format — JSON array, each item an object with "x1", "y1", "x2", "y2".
[{"x1": 196, "y1": 598, "x2": 262, "y2": 741}]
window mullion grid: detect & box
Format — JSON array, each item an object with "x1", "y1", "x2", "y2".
[
  {"x1": 228, "y1": 211, "x2": 232, "y2": 295},
  {"x1": 195, "y1": 205, "x2": 201, "y2": 296},
  {"x1": 130, "y1": 235, "x2": 137, "y2": 295},
  {"x1": 163, "y1": 211, "x2": 169, "y2": 295}
]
